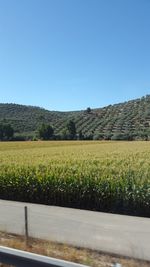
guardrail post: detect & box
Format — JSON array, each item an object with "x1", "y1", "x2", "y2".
[{"x1": 24, "y1": 206, "x2": 29, "y2": 241}]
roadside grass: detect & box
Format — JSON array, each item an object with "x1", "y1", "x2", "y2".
[{"x1": 0, "y1": 232, "x2": 149, "y2": 267}]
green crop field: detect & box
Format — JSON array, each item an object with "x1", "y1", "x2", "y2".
[{"x1": 0, "y1": 141, "x2": 150, "y2": 217}]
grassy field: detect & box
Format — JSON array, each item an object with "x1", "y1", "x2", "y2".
[{"x1": 0, "y1": 141, "x2": 150, "y2": 217}]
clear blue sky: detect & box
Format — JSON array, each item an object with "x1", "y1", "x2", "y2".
[{"x1": 0, "y1": 0, "x2": 150, "y2": 111}]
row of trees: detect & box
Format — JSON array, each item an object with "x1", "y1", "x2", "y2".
[
  {"x1": 38, "y1": 121, "x2": 95, "y2": 140},
  {"x1": 38, "y1": 120, "x2": 79, "y2": 140},
  {"x1": 38, "y1": 122, "x2": 150, "y2": 141},
  {"x1": 1, "y1": 121, "x2": 150, "y2": 141},
  {"x1": 0, "y1": 121, "x2": 86, "y2": 141}
]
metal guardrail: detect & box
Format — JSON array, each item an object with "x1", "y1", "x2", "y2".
[{"x1": 0, "y1": 246, "x2": 90, "y2": 267}]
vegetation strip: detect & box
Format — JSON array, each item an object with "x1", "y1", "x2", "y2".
[
  {"x1": 0, "y1": 141, "x2": 149, "y2": 217},
  {"x1": 1, "y1": 95, "x2": 150, "y2": 141}
]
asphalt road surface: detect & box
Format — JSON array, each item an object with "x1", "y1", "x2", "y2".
[{"x1": 0, "y1": 200, "x2": 150, "y2": 261}]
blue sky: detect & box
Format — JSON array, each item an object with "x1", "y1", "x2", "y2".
[{"x1": 0, "y1": 0, "x2": 150, "y2": 111}]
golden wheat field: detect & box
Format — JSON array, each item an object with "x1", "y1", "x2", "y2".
[{"x1": 0, "y1": 141, "x2": 150, "y2": 217}]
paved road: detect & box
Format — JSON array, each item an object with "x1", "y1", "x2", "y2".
[{"x1": 0, "y1": 200, "x2": 150, "y2": 261}]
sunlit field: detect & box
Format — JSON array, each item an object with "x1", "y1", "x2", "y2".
[{"x1": 0, "y1": 141, "x2": 150, "y2": 217}]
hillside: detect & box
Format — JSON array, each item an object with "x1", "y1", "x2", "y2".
[{"x1": 0, "y1": 95, "x2": 150, "y2": 140}]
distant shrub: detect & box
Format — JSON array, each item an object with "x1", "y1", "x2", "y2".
[
  {"x1": 104, "y1": 133, "x2": 112, "y2": 140},
  {"x1": 93, "y1": 133, "x2": 103, "y2": 140},
  {"x1": 38, "y1": 124, "x2": 54, "y2": 140},
  {"x1": 86, "y1": 107, "x2": 91, "y2": 114},
  {"x1": 12, "y1": 136, "x2": 26, "y2": 141}
]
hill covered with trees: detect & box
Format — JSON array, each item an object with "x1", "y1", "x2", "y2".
[{"x1": 0, "y1": 95, "x2": 150, "y2": 140}]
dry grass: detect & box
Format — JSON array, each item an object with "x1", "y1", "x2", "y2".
[{"x1": 0, "y1": 232, "x2": 149, "y2": 267}]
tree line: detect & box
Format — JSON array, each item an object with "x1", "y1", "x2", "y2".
[
  {"x1": 38, "y1": 120, "x2": 85, "y2": 140},
  {"x1": 0, "y1": 120, "x2": 84, "y2": 141},
  {"x1": 0, "y1": 120, "x2": 150, "y2": 141}
]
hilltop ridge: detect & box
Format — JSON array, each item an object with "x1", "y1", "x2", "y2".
[{"x1": 0, "y1": 95, "x2": 150, "y2": 140}]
